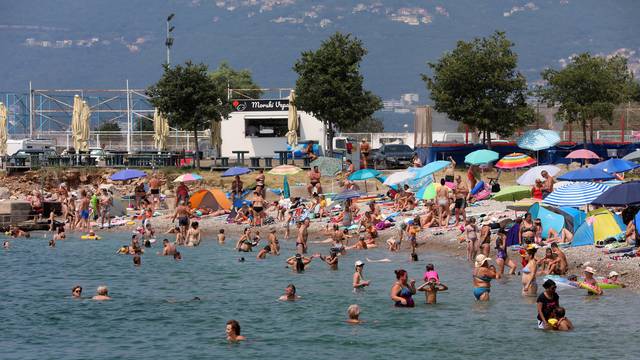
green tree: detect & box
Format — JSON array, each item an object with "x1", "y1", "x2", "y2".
[
  {"x1": 210, "y1": 61, "x2": 262, "y2": 99},
  {"x1": 539, "y1": 53, "x2": 637, "y2": 144},
  {"x1": 341, "y1": 117, "x2": 384, "y2": 132},
  {"x1": 96, "y1": 121, "x2": 121, "y2": 132},
  {"x1": 422, "y1": 31, "x2": 533, "y2": 146},
  {"x1": 293, "y1": 32, "x2": 382, "y2": 154},
  {"x1": 147, "y1": 61, "x2": 229, "y2": 168},
  {"x1": 134, "y1": 117, "x2": 154, "y2": 132}
]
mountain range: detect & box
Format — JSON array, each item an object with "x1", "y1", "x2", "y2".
[{"x1": 1, "y1": 0, "x2": 639, "y2": 131}]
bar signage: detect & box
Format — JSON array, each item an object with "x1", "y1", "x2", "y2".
[{"x1": 231, "y1": 99, "x2": 289, "y2": 112}]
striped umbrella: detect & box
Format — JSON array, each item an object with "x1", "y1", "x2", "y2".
[
  {"x1": 517, "y1": 129, "x2": 561, "y2": 151},
  {"x1": 542, "y1": 182, "x2": 610, "y2": 207},
  {"x1": 495, "y1": 153, "x2": 537, "y2": 169},
  {"x1": 173, "y1": 173, "x2": 203, "y2": 183}
]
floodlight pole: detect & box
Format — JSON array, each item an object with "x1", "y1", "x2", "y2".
[{"x1": 166, "y1": 14, "x2": 175, "y2": 66}]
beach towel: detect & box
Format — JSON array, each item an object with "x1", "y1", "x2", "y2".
[{"x1": 506, "y1": 222, "x2": 520, "y2": 247}]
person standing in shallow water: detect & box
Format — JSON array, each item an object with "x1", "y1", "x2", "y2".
[
  {"x1": 390, "y1": 269, "x2": 416, "y2": 307},
  {"x1": 472, "y1": 254, "x2": 496, "y2": 301},
  {"x1": 536, "y1": 279, "x2": 559, "y2": 329},
  {"x1": 352, "y1": 260, "x2": 370, "y2": 291}
]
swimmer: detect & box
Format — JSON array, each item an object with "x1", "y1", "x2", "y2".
[
  {"x1": 410, "y1": 251, "x2": 419, "y2": 262},
  {"x1": 49, "y1": 238, "x2": 56, "y2": 248},
  {"x1": 71, "y1": 285, "x2": 82, "y2": 298},
  {"x1": 133, "y1": 254, "x2": 141, "y2": 266},
  {"x1": 353, "y1": 260, "x2": 371, "y2": 290},
  {"x1": 218, "y1": 229, "x2": 226, "y2": 244},
  {"x1": 92, "y1": 285, "x2": 111, "y2": 301},
  {"x1": 286, "y1": 253, "x2": 315, "y2": 272},
  {"x1": 173, "y1": 251, "x2": 182, "y2": 261},
  {"x1": 238, "y1": 257, "x2": 245, "y2": 262},
  {"x1": 256, "y1": 245, "x2": 272, "y2": 260},
  {"x1": 346, "y1": 304, "x2": 362, "y2": 324},
  {"x1": 160, "y1": 239, "x2": 176, "y2": 256},
  {"x1": 279, "y1": 283, "x2": 300, "y2": 301},
  {"x1": 3, "y1": 241, "x2": 9, "y2": 249},
  {"x1": 144, "y1": 239, "x2": 151, "y2": 248},
  {"x1": 226, "y1": 320, "x2": 246, "y2": 342},
  {"x1": 319, "y1": 251, "x2": 339, "y2": 270}
]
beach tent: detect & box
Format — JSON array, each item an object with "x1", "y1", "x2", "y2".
[
  {"x1": 528, "y1": 202, "x2": 564, "y2": 239},
  {"x1": 572, "y1": 208, "x2": 626, "y2": 247},
  {"x1": 189, "y1": 189, "x2": 231, "y2": 211},
  {"x1": 556, "y1": 206, "x2": 586, "y2": 233}
]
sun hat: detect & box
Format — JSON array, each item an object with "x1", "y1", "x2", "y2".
[
  {"x1": 474, "y1": 254, "x2": 491, "y2": 267},
  {"x1": 355, "y1": 260, "x2": 364, "y2": 267},
  {"x1": 608, "y1": 271, "x2": 619, "y2": 278},
  {"x1": 584, "y1": 266, "x2": 596, "y2": 274}
]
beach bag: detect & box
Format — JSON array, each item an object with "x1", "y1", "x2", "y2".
[{"x1": 491, "y1": 182, "x2": 501, "y2": 193}]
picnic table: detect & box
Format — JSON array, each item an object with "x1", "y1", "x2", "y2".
[{"x1": 232, "y1": 150, "x2": 249, "y2": 165}]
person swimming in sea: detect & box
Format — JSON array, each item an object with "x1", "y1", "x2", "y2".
[
  {"x1": 286, "y1": 253, "x2": 316, "y2": 272},
  {"x1": 390, "y1": 269, "x2": 416, "y2": 307},
  {"x1": 352, "y1": 260, "x2": 370, "y2": 291},
  {"x1": 346, "y1": 304, "x2": 362, "y2": 324},
  {"x1": 71, "y1": 285, "x2": 82, "y2": 298},
  {"x1": 279, "y1": 283, "x2": 300, "y2": 301},
  {"x1": 92, "y1": 285, "x2": 111, "y2": 301},
  {"x1": 226, "y1": 320, "x2": 246, "y2": 342}
]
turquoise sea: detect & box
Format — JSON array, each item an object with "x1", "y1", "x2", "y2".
[{"x1": 1, "y1": 231, "x2": 638, "y2": 360}]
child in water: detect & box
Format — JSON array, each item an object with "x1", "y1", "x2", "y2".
[
  {"x1": 417, "y1": 263, "x2": 447, "y2": 303},
  {"x1": 218, "y1": 229, "x2": 225, "y2": 244}
]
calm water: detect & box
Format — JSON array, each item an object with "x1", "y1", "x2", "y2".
[{"x1": 1, "y1": 231, "x2": 638, "y2": 360}]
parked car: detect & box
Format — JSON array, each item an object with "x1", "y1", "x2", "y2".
[
  {"x1": 373, "y1": 144, "x2": 414, "y2": 169},
  {"x1": 89, "y1": 147, "x2": 107, "y2": 162}
]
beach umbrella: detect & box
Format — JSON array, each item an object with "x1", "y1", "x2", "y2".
[
  {"x1": 517, "y1": 129, "x2": 561, "y2": 151},
  {"x1": 495, "y1": 153, "x2": 537, "y2": 169},
  {"x1": 408, "y1": 160, "x2": 451, "y2": 178},
  {"x1": 153, "y1": 108, "x2": 170, "y2": 151},
  {"x1": 464, "y1": 149, "x2": 499, "y2": 165},
  {"x1": 311, "y1": 156, "x2": 342, "y2": 177},
  {"x1": 71, "y1": 95, "x2": 82, "y2": 150},
  {"x1": 283, "y1": 175, "x2": 291, "y2": 199},
  {"x1": 566, "y1": 149, "x2": 600, "y2": 160},
  {"x1": 286, "y1": 90, "x2": 298, "y2": 158},
  {"x1": 0, "y1": 102, "x2": 7, "y2": 156},
  {"x1": 416, "y1": 182, "x2": 438, "y2": 200},
  {"x1": 623, "y1": 149, "x2": 640, "y2": 162},
  {"x1": 268, "y1": 164, "x2": 302, "y2": 176},
  {"x1": 591, "y1": 181, "x2": 640, "y2": 206},
  {"x1": 492, "y1": 185, "x2": 532, "y2": 202},
  {"x1": 210, "y1": 119, "x2": 222, "y2": 154},
  {"x1": 516, "y1": 165, "x2": 562, "y2": 185},
  {"x1": 383, "y1": 170, "x2": 415, "y2": 186},
  {"x1": 78, "y1": 100, "x2": 91, "y2": 152},
  {"x1": 557, "y1": 168, "x2": 614, "y2": 182},
  {"x1": 222, "y1": 167, "x2": 251, "y2": 177},
  {"x1": 111, "y1": 169, "x2": 147, "y2": 181},
  {"x1": 542, "y1": 182, "x2": 609, "y2": 207},
  {"x1": 333, "y1": 189, "x2": 363, "y2": 201},
  {"x1": 349, "y1": 169, "x2": 381, "y2": 181},
  {"x1": 173, "y1": 173, "x2": 203, "y2": 183},
  {"x1": 591, "y1": 158, "x2": 640, "y2": 174}
]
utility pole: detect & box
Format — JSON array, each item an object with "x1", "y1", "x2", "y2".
[{"x1": 166, "y1": 13, "x2": 175, "y2": 66}]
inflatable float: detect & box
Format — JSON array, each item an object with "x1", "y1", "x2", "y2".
[{"x1": 81, "y1": 235, "x2": 101, "y2": 240}]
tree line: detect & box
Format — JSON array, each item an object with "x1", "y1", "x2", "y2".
[{"x1": 145, "y1": 30, "x2": 640, "y2": 167}]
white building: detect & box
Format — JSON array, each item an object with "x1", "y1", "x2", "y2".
[{"x1": 220, "y1": 99, "x2": 326, "y2": 158}]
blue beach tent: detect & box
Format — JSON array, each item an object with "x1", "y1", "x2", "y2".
[{"x1": 528, "y1": 202, "x2": 564, "y2": 240}]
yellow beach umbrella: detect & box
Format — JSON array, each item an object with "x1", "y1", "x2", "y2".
[
  {"x1": 153, "y1": 108, "x2": 169, "y2": 151},
  {"x1": 286, "y1": 90, "x2": 298, "y2": 148},
  {"x1": 71, "y1": 95, "x2": 82, "y2": 150},
  {"x1": 0, "y1": 102, "x2": 7, "y2": 156},
  {"x1": 78, "y1": 100, "x2": 91, "y2": 151},
  {"x1": 210, "y1": 119, "x2": 222, "y2": 153}
]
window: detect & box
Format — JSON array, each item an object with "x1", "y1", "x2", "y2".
[{"x1": 244, "y1": 117, "x2": 298, "y2": 138}]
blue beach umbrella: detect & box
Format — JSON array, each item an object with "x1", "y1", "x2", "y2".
[
  {"x1": 349, "y1": 169, "x2": 381, "y2": 181},
  {"x1": 557, "y1": 168, "x2": 615, "y2": 182},
  {"x1": 222, "y1": 167, "x2": 251, "y2": 177},
  {"x1": 591, "y1": 181, "x2": 640, "y2": 206},
  {"x1": 110, "y1": 169, "x2": 147, "y2": 181},
  {"x1": 517, "y1": 129, "x2": 561, "y2": 151},
  {"x1": 464, "y1": 149, "x2": 499, "y2": 165},
  {"x1": 542, "y1": 182, "x2": 610, "y2": 207},
  {"x1": 408, "y1": 160, "x2": 451, "y2": 178},
  {"x1": 591, "y1": 158, "x2": 640, "y2": 174},
  {"x1": 333, "y1": 189, "x2": 363, "y2": 201}
]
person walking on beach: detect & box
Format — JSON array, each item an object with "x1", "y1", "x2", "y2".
[
  {"x1": 472, "y1": 254, "x2": 496, "y2": 301},
  {"x1": 171, "y1": 201, "x2": 191, "y2": 240},
  {"x1": 390, "y1": 269, "x2": 416, "y2": 307},
  {"x1": 307, "y1": 166, "x2": 322, "y2": 196},
  {"x1": 436, "y1": 179, "x2": 451, "y2": 228},
  {"x1": 99, "y1": 188, "x2": 112, "y2": 229},
  {"x1": 352, "y1": 260, "x2": 370, "y2": 291},
  {"x1": 149, "y1": 173, "x2": 162, "y2": 210}
]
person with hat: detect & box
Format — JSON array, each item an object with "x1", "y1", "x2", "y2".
[
  {"x1": 536, "y1": 279, "x2": 559, "y2": 329},
  {"x1": 472, "y1": 254, "x2": 496, "y2": 301},
  {"x1": 582, "y1": 267, "x2": 603, "y2": 295},
  {"x1": 352, "y1": 260, "x2": 370, "y2": 291},
  {"x1": 604, "y1": 271, "x2": 626, "y2": 288}
]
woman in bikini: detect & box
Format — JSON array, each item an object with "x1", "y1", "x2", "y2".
[
  {"x1": 519, "y1": 213, "x2": 536, "y2": 245},
  {"x1": 495, "y1": 230, "x2": 517, "y2": 279},
  {"x1": 472, "y1": 254, "x2": 496, "y2": 301},
  {"x1": 521, "y1": 247, "x2": 539, "y2": 297},
  {"x1": 390, "y1": 269, "x2": 416, "y2": 307},
  {"x1": 251, "y1": 191, "x2": 264, "y2": 226}
]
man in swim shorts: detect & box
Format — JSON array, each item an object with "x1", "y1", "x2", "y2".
[
  {"x1": 149, "y1": 173, "x2": 162, "y2": 210},
  {"x1": 453, "y1": 175, "x2": 468, "y2": 226},
  {"x1": 78, "y1": 189, "x2": 91, "y2": 232},
  {"x1": 171, "y1": 201, "x2": 191, "y2": 239}
]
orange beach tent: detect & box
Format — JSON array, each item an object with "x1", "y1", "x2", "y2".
[{"x1": 189, "y1": 189, "x2": 231, "y2": 211}]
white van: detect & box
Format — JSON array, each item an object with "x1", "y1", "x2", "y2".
[{"x1": 6, "y1": 138, "x2": 56, "y2": 156}]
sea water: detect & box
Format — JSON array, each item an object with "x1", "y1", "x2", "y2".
[{"x1": 1, "y1": 232, "x2": 638, "y2": 360}]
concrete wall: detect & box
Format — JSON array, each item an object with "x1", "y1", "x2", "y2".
[{"x1": 220, "y1": 110, "x2": 325, "y2": 158}]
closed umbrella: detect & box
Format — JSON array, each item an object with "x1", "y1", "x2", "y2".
[
  {"x1": 566, "y1": 149, "x2": 600, "y2": 160},
  {"x1": 210, "y1": 119, "x2": 222, "y2": 154},
  {"x1": 542, "y1": 182, "x2": 610, "y2": 207},
  {"x1": 591, "y1": 158, "x2": 640, "y2": 174},
  {"x1": 0, "y1": 102, "x2": 7, "y2": 156},
  {"x1": 153, "y1": 108, "x2": 170, "y2": 151},
  {"x1": 283, "y1": 175, "x2": 291, "y2": 199},
  {"x1": 591, "y1": 181, "x2": 640, "y2": 206},
  {"x1": 71, "y1": 95, "x2": 82, "y2": 150},
  {"x1": 516, "y1": 165, "x2": 562, "y2": 186},
  {"x1": 408, "y1": 160, "x2": 451, "y2": 178},
  {"x1": 495, "y1": 153, "x2": 537, "y2": 169},
  {"x1": 269, "y1": 164, "x2": 302, "y2": 176},
  {"x1": 78, "y1": 100, "x2": 91, "y2": 152},
  {"x1": 311, "y1": 156, "x2": 342, "y2": 177},
  {"x1": 286, "y1": 90, "x2": 298, "y2": 160},
  {"x1": 492, "y1": 185, "x2": 532, "y2": 202},
  {"x1": 222, "y1": 167, "x2": 251, "y2": 177},
  {"x1": 557, "y1": 168, "x2": 614, "y2": 182},
  {"x1": 517, "y1": 129, "x2": 561, "y2": 151},
  {"x1": 622, "y1": 149, "x2": 640, "y2": 162},
  {"x1": 173, "y1": 173, "x2": 203, "y2": 183},
  {"x1": 111, "y1": 169, "x2": 147, "y2": 181},
  {"x1": 464, "y1": 149, "x2": 499, "y2": 165},
  {"x1": 383, "y1": 170, "x2": 415, "y2": 186}
]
